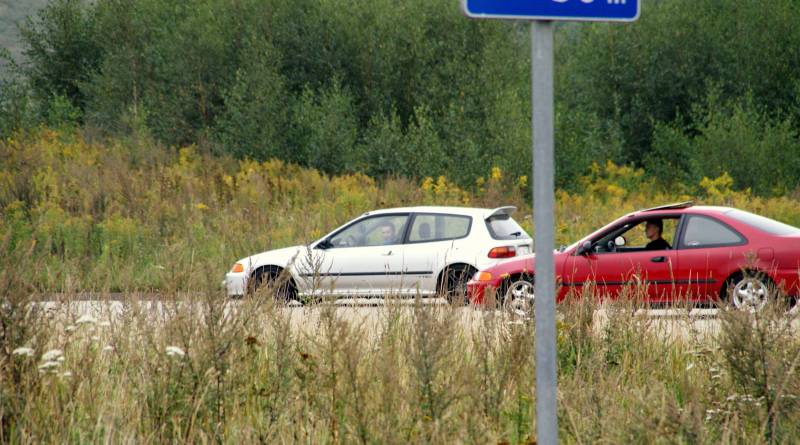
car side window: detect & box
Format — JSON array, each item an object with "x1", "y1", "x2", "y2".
[
  {"x1": 408, "y1": 214, "x2": 471, "y2": 243},
  {"x1": 593, "y1": 222, "x2": 636, "y2": 253},
  {"x1": 680, "y1": 215, "x2": 744, "y2": 248},
  {"x1": 592, "y1": 216, "x2": 679, "y2": 253},
  {"x1": 329, "y1": 215, "x2": 409, "y2": 248}
]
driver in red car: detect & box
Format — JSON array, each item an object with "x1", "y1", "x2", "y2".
[{"x1": 645, "y1": 219, "x2": 671, "y2": 250}]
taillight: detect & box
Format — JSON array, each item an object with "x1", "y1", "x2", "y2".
[{"x1": 488, "y1": 246, "x2": 516, "y2": 258}]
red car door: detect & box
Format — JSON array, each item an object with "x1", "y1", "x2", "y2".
[
  {"x1": 675, "y1": 214, "x2": 748, "y2": 302},
  {"x1": 564, "y1": 215, "x2": 681, "y2": 303},
  {"x1": 565, "y1": 250, "x2": 678, "y2": 303}
]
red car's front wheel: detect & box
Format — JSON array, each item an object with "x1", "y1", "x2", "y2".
[{"x1": 503, "y1": 277, "x2": 535, "y2": 317}]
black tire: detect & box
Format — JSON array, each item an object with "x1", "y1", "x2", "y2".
[
  {"x1": 248, "y1": 267, "x2": 297, "y2": 303},
  {"x1": 438, "y1": 265, "x2": 476, "y2": 306}
]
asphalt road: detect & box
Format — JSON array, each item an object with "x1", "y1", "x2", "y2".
[{"x1": 32, "y1": 297, "x2": 729, "y2": 341}]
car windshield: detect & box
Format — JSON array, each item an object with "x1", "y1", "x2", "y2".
[
  {"x1": 485, "y1": 215, "x2": 529, "y2": 240},
  {"x1": 726, "y1": 209, "x2": 800, "y2": 236}
]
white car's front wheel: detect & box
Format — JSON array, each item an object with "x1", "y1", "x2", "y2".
[{"x1": 249, "y1": 266, "x2": 297, "y2": 303}]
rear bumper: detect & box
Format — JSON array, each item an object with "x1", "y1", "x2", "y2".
[{"x1": 772, "y1": 269, "x2": 800, "y2": 297}]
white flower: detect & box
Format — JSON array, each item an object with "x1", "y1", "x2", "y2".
[
  {"x1": 75, "y1": 314, "x2": 97, "y2": 325},
  {"x1": 12, "y1": 347, "x2": 34, "y2": 357},
  {"x1": 38, "y1": 361, "x2": 61, "y2": 371},
  {"x1": 102, "y1": 345, "x2": 114, "y2": 353},
  {"x1": 61, "y1": 371, "x2": 73, "y2": 378},
  {"x1": 166, "y1": 346, "x2": 186, "y2": 358},
  {"x1": 685, "y1": 362, "x2": 694, "y2": 371},
  {"x1": 41, "y1": 349, "x2": 63, "y2": 362}
]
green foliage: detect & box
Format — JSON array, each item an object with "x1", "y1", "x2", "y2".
[
  {"x1": 292, "y1": 80, "x2": 360, "y2": 174},
  {"x1": 214, "y1": 37, "x2": 288, "y2": 160},
  {"x1": 559, "y1": 0, "x2": 800, "y2": 166},
  {"x1": 5, "y1": 0, "x2": 800, "y2": 194},
  {"x1": 0, "y1": 72, "x2": 37, "y2": 135},
  {"x1": 647, "y1": 95, "x2": 800, "y2": 195},
  {"x1": 18, "y1": 0, "x2": 101, "y2": 114}
]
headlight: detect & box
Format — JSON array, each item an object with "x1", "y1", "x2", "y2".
[
  {"x1": 474, "y1": 271, "x2": 493, "y2": 282},
  {"x1": 230, "y1": 263, "x2": 244, "y2": 273}
]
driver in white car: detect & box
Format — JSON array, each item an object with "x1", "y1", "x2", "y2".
[{"x1": 380, "y1": 223, "x2": 397, "y2": 245}]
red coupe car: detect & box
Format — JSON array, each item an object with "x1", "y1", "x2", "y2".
[{"x1": 467, "y1": 202, "x2": 800, "y2": 311}]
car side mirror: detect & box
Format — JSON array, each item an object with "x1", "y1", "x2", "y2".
[
  {"x1": 316, "y1": 238, "x2": 332, "y2": 250},
  {"x1": 615, "y1": 236, "x2": 626, "y2": 247},
  {"x1": 577, "y1": 240, "x2": 592, "y2": 255}
]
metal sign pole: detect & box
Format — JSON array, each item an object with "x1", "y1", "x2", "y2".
[
  {"x1": 463, "y1": 3, "x2": 639, "y2": 444},
  {"x1": 531, "y1": 20, "x2": 557, "y2": 445}
]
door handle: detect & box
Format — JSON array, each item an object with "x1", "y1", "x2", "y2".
[
  {"x1": 382, "y1": 250, "x2": 393, "y2": 256},
  {"x1": 650, "y1": 256, "x2": 666, "y2": 263}
]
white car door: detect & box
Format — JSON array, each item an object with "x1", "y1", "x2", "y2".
[
  {"x1": 305, "y1": 214, "x2": 410, "y2": 296},
  {"x1": 400, "y1": 213, "x2": 474, "y2": 295}
]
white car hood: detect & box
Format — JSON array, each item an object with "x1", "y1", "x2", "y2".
[{"x1": 240, "y1": 245, "x2": 307, "y2": 271}]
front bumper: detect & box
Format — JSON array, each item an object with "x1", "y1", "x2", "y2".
[
  {"x1": 467, "y1": 280, "x2": 500, "y2": 305},
  {"x1": 224, "y1": 272, "x2": 247, "y2": 297}
]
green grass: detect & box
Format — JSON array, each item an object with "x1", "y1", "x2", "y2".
[{"x1": 3, "y1": 129, "x2": 800, "y2": 292}]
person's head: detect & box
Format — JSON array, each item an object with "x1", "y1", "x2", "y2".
[
  {"x1": 418, "y1": 222, "x2": 431, "y2": 240},
  {"x1": 380, "y1": 223, "x2": 396, "y2": 244},
  {"x1": 645, "y1": 219, "x2": 663, "y2": 241}
]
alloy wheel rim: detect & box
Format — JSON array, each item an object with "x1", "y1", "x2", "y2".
[
  {"x1": 504, "y1": 281, "x2": 535, "y2": 317},
  {"x1": 732, "y1": 278, "x2": 768, "y2": 312}
]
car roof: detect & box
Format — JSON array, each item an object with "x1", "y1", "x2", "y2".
[
  {"x1": 362, "y1": 206, "x2": 515, "y2": 219},
  {"x1": 629, "y1": 203, "x2": 736, "y2": 218}
]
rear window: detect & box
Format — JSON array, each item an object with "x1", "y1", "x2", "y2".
[
  {"x1": 485, "y1": 215, "x2": 529, "y2": 240},
  {"x1": 408, "y1": 214, "x2": 471, "y2": 242},
  {"x1": 681, "y1": 215, "x2": 744, "y2": 247},
  {"x1": 726, "y1": 209, "x2": 800, "y2": 236}
]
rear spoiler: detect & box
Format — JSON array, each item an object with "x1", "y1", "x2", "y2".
[{"x1": 485, "y1": 206, "x2": 517, "y2": 220}]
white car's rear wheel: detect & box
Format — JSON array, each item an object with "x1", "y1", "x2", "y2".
[{"x1": 439, "y1": 265, "x2": 476, "y2": 306}]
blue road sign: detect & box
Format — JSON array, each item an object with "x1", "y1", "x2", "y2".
[{"x1": 463, "y1": 0, "x2": 640, "y2": 22}]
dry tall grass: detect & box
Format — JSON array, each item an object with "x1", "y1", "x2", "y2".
[{"x1": 4, "y1": 244, "x2": 800, "y2": 444}]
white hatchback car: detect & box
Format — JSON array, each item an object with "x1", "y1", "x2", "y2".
[{"x1": 224, "y1": 206, "x2": 532, "y2": 303}]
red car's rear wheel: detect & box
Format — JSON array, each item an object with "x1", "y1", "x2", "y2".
[{"x1": 725, "y1": 272, "x2": 775, "y2": 312}]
